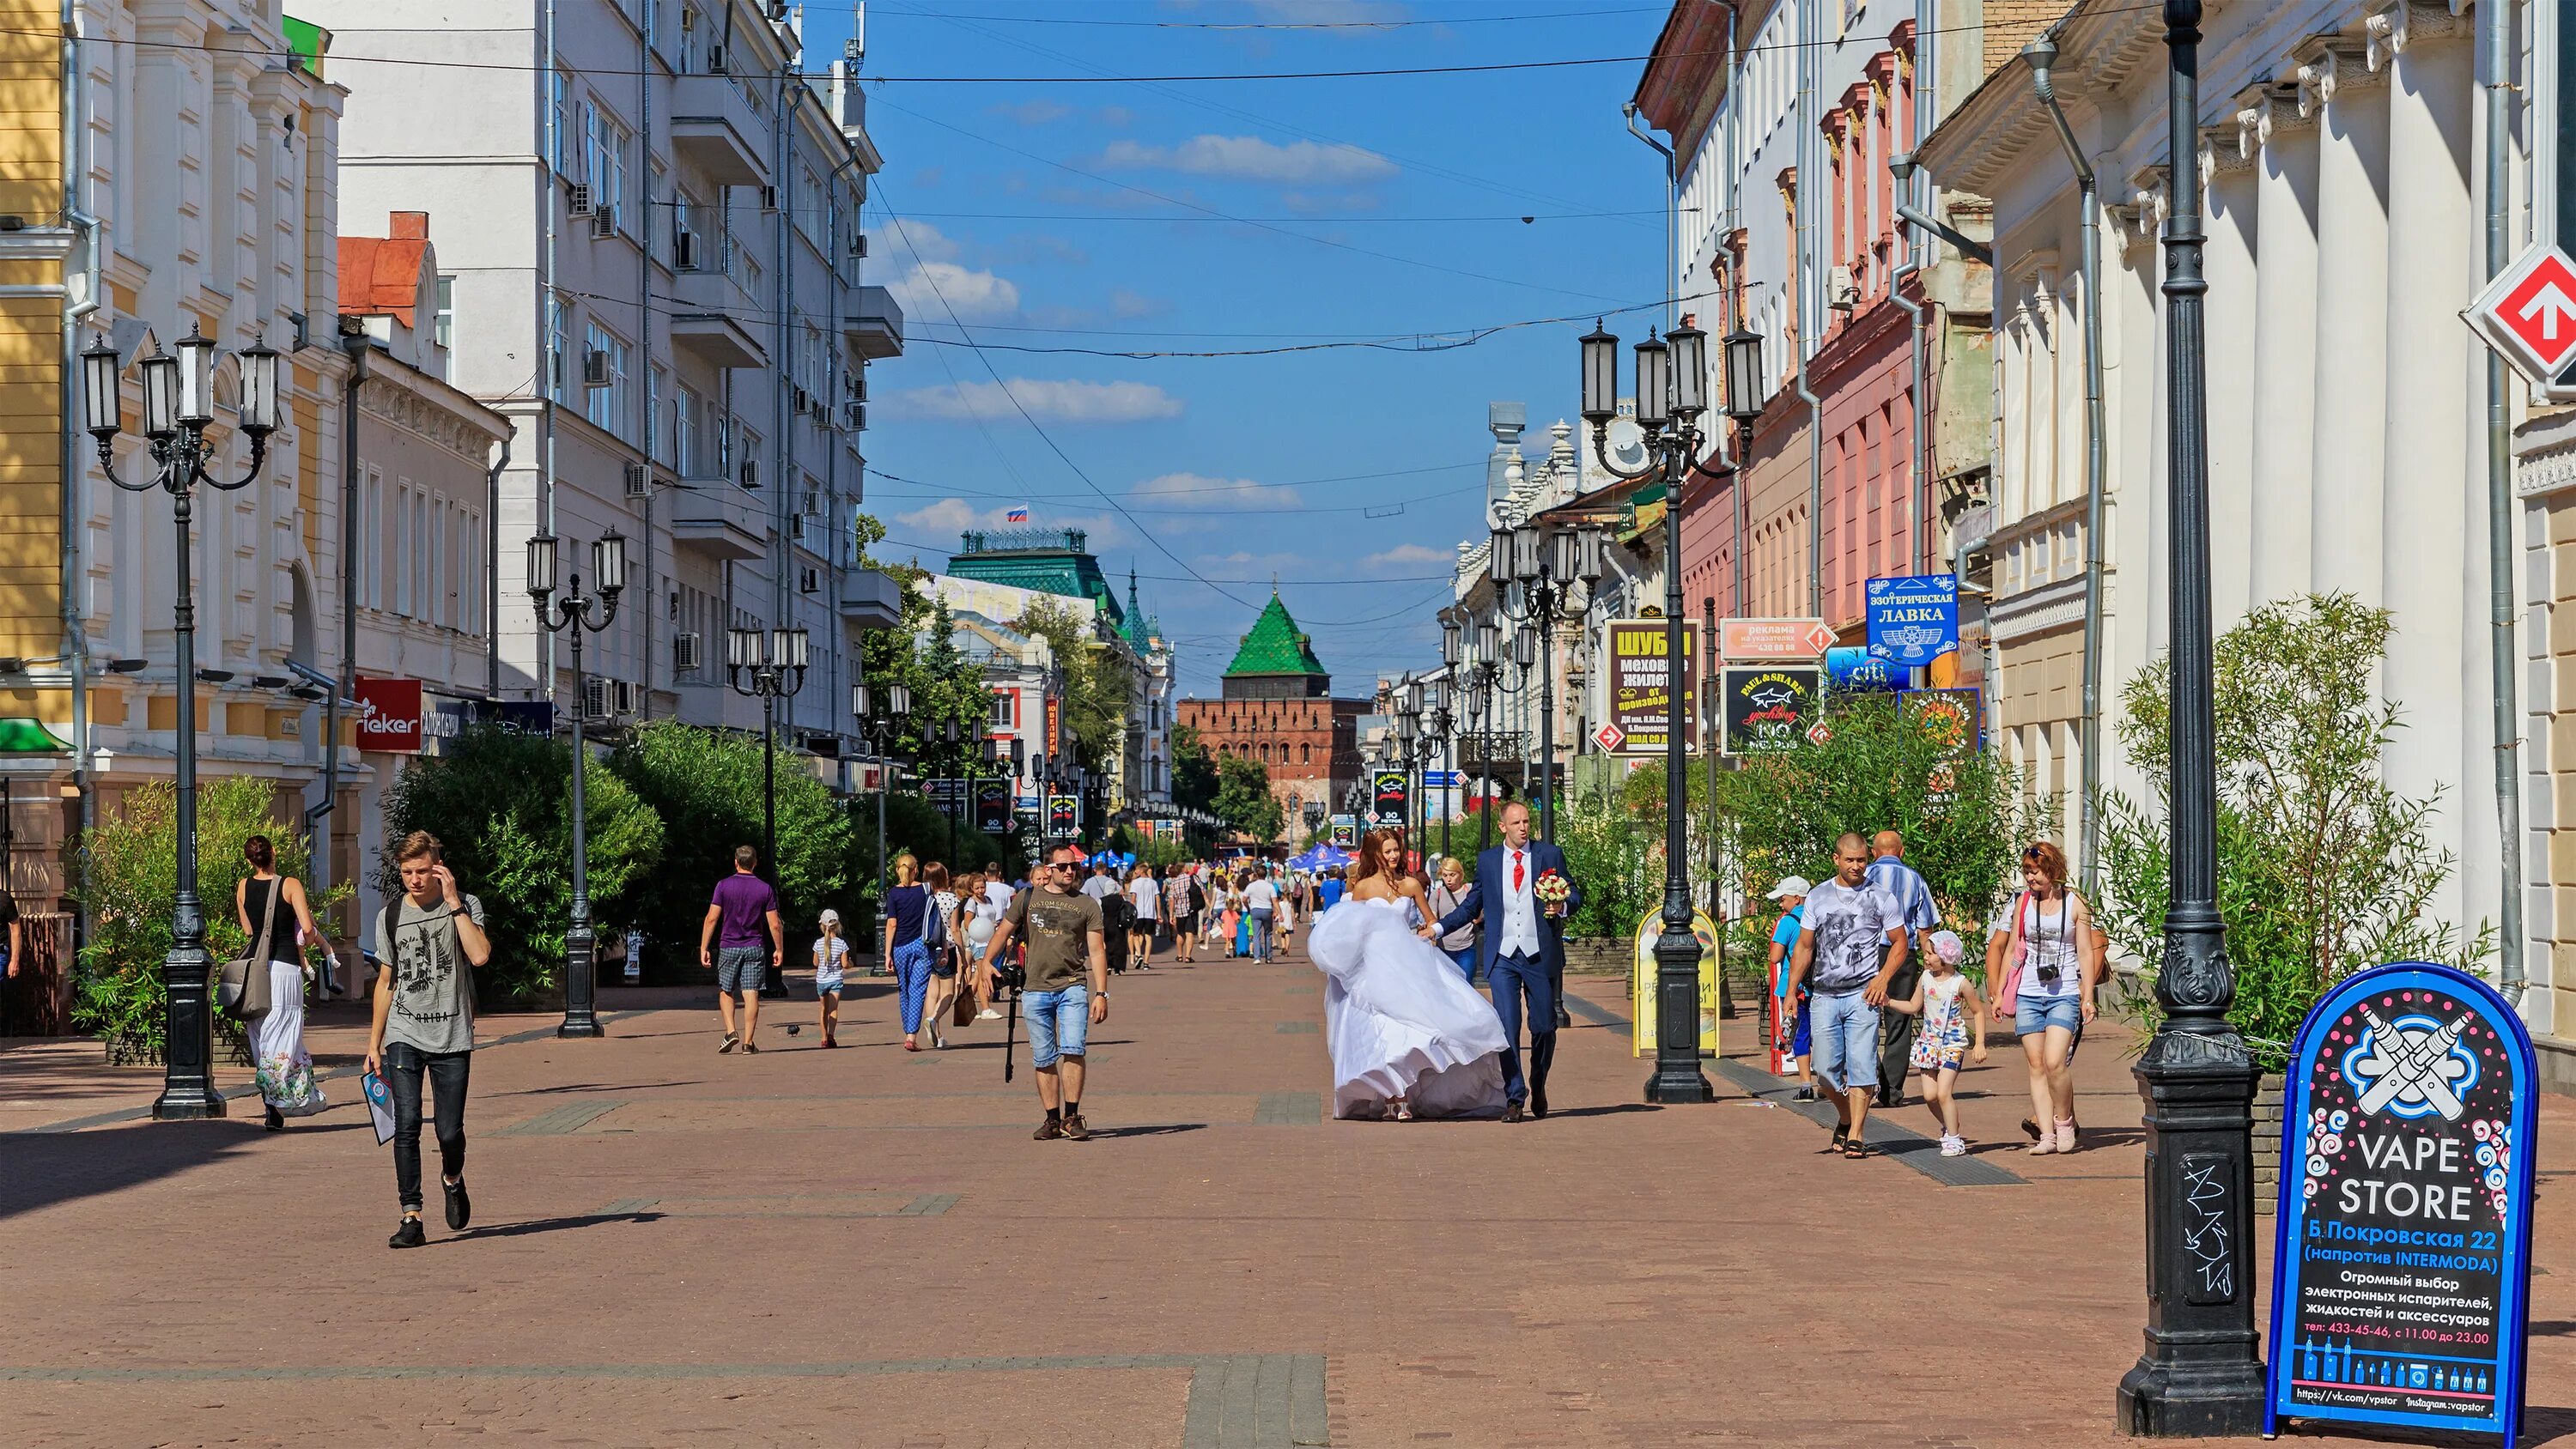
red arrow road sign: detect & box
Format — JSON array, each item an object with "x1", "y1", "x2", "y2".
[
  {"x1": 1592, "y1": 722, "x2": 1625, "y2": 752},
  {"x1": 2471, "y1": 243, "x2": 2576, "y2": 385}
]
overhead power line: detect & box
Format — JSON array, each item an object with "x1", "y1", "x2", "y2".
[{"x1": 873, "y1": 4, "x2": 1663, "y2": 30}]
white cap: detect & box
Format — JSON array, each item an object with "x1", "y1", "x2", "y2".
[
  {"x1": 1766, "y1": 876, "x2": 1812, "y2": 900},
  {"x1": 817, "y1": 907, "x2": 841, "y2": 927}
]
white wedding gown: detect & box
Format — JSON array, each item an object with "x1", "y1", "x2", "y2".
[{"x1": 1309, "y1": 894, "x2": 1508, "y2": 1119}]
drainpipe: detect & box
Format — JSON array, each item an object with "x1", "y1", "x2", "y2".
[
  {"x1": 2025, "y1": 35, "x2": 2107, "y2": 895},
  {"x1": 638, "y1": 1, "x2": 654, "y2": 722},
  {"x1": 312, "y1": 325, "x2": 369, "y2": 937},
  {"x1": 2482, "y1": 0, "x2": 2525, "y2": 1003},
  {"x1": 1795, "y1": 0, "x2": 1821, "y2": 621},
  {"x1": 60, "y1": 0, "x2": 96, "y2": 931},
  {"x1": 541, "y1": 0, "x2": 559, "y2": 703},
  {"x1": 486, "y1": 427, "x2": 513, "y2": 700}
]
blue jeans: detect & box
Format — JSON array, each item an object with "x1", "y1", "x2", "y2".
[
  {"x1": 1810, "y1": 987, "x2": 1880, "y2": 1093},
  {"x1": 1024, "y1": 984, "x2": 1091, "y2": 1068},
  {"x1": 1445, "y1": 946, "x2": 1479, "y2": 982},
  {"x1": 890, "y1": 939, "x2": 933, "y2": 1034},
  {"x1": 1487, "y1": 951, "x2": 1556, "y2": 1106}
]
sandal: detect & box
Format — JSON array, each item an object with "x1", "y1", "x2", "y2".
[
  {"x1": 1394, "y1": 1100, "x2": 1413, "y2": 1122},
  {"x1": 1826, "y1": 1125, "x2": 1848, "y2": 1155},
  {"x1": 1843, "y1": 1141, "x2": 1874, "y2": 1159}
]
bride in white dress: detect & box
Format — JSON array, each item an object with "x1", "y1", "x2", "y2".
[{"x1": 1306, "y1": 831, "x2": 1508, "y2": 1120}]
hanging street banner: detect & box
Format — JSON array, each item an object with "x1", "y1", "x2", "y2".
[
  {"x1": 1824, "y1": 646, "x2": 1902, "y2": 693},
  {"x1": 1865, "y1": 573, "x2": 1959, "y2": 666},
  {"x1": 1903, "y1": 688, "x2": 1984, "y2": 756},
  {"x1": 1369, "y1": 770, "x2": 1409, "y2": 831},
  {"x1": 1719, "y1": 615, "x2": 1836, "y2": 660},
  {"x1": 1328, "y1": 814, "x2": 1358, "y2": 848},
  {"x1": 1045, "y1": 794, "x2": 1081, "y2": 839},
  {"x1": 1604, "y1": 617, "x2": 1700, "y2": 755},
  {"x1": 2264, "y1": 962, "x2": 2538, "y2": 1445},
  {"x1": 1720, "y1": 665, "x2": 1822, "y2": 756},
  {"x1": 974, "y1": 779, "x2": 1014, "y2": 834}
]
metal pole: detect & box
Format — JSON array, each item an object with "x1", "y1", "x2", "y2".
[
  {"x1": 1538, "y1": 590, "x2": 1557, "y2": 843},
  {"x1": 1645, "y1": 431, "x2": 1712, "y2": 1104},
  {"x1": 1439, "y1": 724, "x2": 1453, "y2": 861},
  {"x1": 153, "y1": 484, "x2": 222, "y2": 1119},
  {"x1": 559, "y1": 616, "x2": 601, "y2": 1036},
  {"x1": 2115, "y1": 3, "x2": 2263, "y2": 1432},
  {"x1": 761, "y1": 689, "x2": 784, "y2": 998}
]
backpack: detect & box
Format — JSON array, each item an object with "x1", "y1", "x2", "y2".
[{"x1": 924, "y1": 894, "x2": 951, "y2": 952}]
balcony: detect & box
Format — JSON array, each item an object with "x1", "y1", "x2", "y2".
[
  {"x1": 839, "y1": 567, "x2": 903, "y2": 629},
  {"x1": 670, "y1": 478, "x2": 769, "y2": 560},
  {"x1": 845, "y1": 284, "x2": 903, "y2": 360},
  {"x1": 670, "y1": 74, "x2": 768, "y2": 186},
  {"x1": 666, "y1": 259, "x2": 766, "y2": 368}
]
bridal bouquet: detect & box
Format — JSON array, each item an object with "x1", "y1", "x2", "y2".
[{"x1": 1534, "y1": 870, "x2": 1571, "y2": 918}]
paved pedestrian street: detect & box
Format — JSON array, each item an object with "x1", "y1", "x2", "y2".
[{"x1": 5, "y1": 943, "x2": 2572, "y2": 1449}]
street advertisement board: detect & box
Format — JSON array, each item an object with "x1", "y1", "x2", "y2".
[
  {"x1": 2264, "y1": 962, "x2": 2538, "y2": 1445},
  {"x1": 1604, "y1": 618, "x2": 1699, "y2": 754},
  {"x1": 974, "y1": 780, "x2": 1013, "y2": 834},
  {"x1": 1823, "y1": 646, "x2": 1902, "y2": 693},
  {"x1": 1629, "y1": 908, "x2": 1718, "y2": 1059},
  {"x1": 1719, "y1": 615, "x2": 1835, "y2": 660},
  {"x1": 1903, "y1": 688, "x2": 1984, "y2": 755},
  {"x1": 1864, "y1": 573, "x2": 1959, "y2": 666},
  {"x1": 1046, "y1": 794, "x2": 1080, "y2": 839},
  {"x1": 354, "y1": 677, "x2": 424, "y2": 753},
  {"x1": 1719, "y1": 665, "x2": 1822, "y2": 755},
  {"x1": 1369, "y1": 770, "x2": 1408, "y2": 831},
  {"x1": 1328, "y1": 814, "x2": 1358, "y2": 847}
]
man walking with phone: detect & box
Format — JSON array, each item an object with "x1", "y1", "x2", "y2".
[
  {"x1": 978, "y1": 842, "x2": 1109, "y2": 1141},
  {"x1": 701, "y1": 845, "x2": 784, "y2": 1054},
  {"x1": 364, "y1": 831, "x2": 491, "y2": 1249}
]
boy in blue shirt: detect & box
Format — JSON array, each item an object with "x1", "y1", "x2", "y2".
[{"x1": 1766, "y1": 876, "x2": 1815, "y2": 1102}]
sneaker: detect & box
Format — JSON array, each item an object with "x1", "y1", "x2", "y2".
[
  {"x1": 1060, "y1": 1113, "x2": 1091, "y2": 1142},
  {"x1": 388, "y1": 1216, "x2": 427, "y2": 1250},
  {"x1": 2027, "y1": 1135, "x2": 2057, "y2": 1155},
  {"x1": 1939, "y1": 1134, "x2": 1967, "y2": 1157},
  {"x1": 443, "y1": 1176, "x2": 471, "y2": 1231},
  {"x1": 2054, "y1": 1119, "x2": 2079, "y2": 1154},
  {"x1": 741, "y1": 1041, "x2": 760, "y2": 1054},
  {"x1": 1791, "y1": 1085, "x2": 1816, "y2": 1103},
  {"x1": 718, "y1": 1034, "x2": 738, "y2": 1055},
  {"x1": 976, "y1": 1008, "x2": 1002, "y2": 1021},
  {"x1": 1033, "y1": 1117, "x2": 1065, "y2": 1142}
]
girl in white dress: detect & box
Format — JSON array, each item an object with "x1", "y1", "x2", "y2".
[{"x1": 1306, "y1": 831, "x2": 1507, "y2": 1121}]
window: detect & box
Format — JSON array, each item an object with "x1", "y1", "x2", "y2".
[
  {"x1": 584, "y1": 324, "x2": 631, "y2": 437},
  {"x1": 990, "y1": 693, "x2": 1016, "y2": 728},
  {"x1": 676, "y1": 382, "x2": 703, "y2": 474},
  {"x1": 434, "y1": 276, "x2": 454, "y2": 349},
  {"x1": 738, "y1": 425, "x2": 762, "y2": 483},
  {"x1": 429, "y1": 496, "x2": 448, "y2": 629},
  {"x1": 648, "y1": 365, "x2": 668, "y2": 465},
  {"x1": 583, "y1": 102, "x2": 629, "y2": 222},
  {"x1": 794, "y1": 166, "x2": 822, "y2": 246},
  {"x1": 550, "y1": 70, "x2": 569, "y2": 173},
  {"x1": 363, "y1": 468, "x2": 385, "y2": 609}
]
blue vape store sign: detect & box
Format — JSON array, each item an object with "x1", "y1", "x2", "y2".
[
  {"x1": 2265, "y1": 962, "x2": 2538, "y2": 1444},
  {"x1": 1864, "y1": 573, "x2": 1958, "y2": 666}
]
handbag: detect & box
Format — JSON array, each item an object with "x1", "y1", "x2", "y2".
[
  {"x1": 1993, "y1": 889, "x2": 2032, "y2": 1014},
  {"x1": 218, "y1": 879, "x2": 283, "y2": 1021},
  {"x1": 951, "y1": 976, "x2": 976, "y2": 1028}
]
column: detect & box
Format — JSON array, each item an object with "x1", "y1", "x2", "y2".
[
  {"x1": 2202, "y1": 128, "x2": 2261, "y2": 627},
  {"x1": 2239, "y1": 82, "x2": 2320, "y2": 606},
  {"x1": 2300, "y1": 38, "x2": 2391, "y2": 600}
]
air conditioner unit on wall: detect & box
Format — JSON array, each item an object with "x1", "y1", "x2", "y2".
[
  {"x1": 590, "y1": 207, "x2": 618, "y2": 239},
  {"x1": 848, "y1": 233, "x2": 867, "y2": 258},
  {"x1": 623, "y1": 462, "x2": 650, "y2": 498},
  {"x1": 799, "y1": 567, "x2": 819, "y2": 595},
  {"x1": 1828, "y1": 264, "x2": 1858, "y2": 311},
  {"x1": 791, "y1": 385, "x2": 810, "y2": 415},
  {"x1": 759, "y1": 185, "x2": 779, "y2": 213},
  {"x1": 787, "y1": 513, "x2": 806, "y2": 542},
  {"x1": 568, "y1": 182, "x2": 592, "y2": 215},
  {"x1": 842, "y1": 400, "x2": 866, "y2": 431},
  {"x1": 674, "y1": 631, "x2": 702, "y2": 673},
  {"x1": 583, "y1": 349, "x2": 611, "y2": 387},
  {"x1": 707, "y1": 44, "x2": 726, "y2": 73},
  {"x1": 739, "y1": 459, "x2": 759, "y2": 488},
  {"x1": 583, "y1": 676, "x2": 610, "y2": 719}
]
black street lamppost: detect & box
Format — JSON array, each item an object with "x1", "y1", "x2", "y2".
[
  {"x1": 526, "y1": 529, "x2": 628, "y2": 1039},
  {"x1": 83, "y1": 324, "x2": 282, "y2": 1119},
  {"x1": 727, "y1": 625, "x2": 809, "y2": 997},
  {"x1": 1466, "y1": 621, "x2": 1498, "y2": 852},
  {"x1": 1492, "y1": 518, "x2": 1605, "y2": 845},
  {"x1": 1428, "y1": 654, "x2": 1457, "y2": 863},
  {"x1": 2116, "y1": 1, "x2": 2265, "y2": 1434},
  {"x1": 854, "y1": 679, "x2": 911, "y2": 948},
  {"x1": 1580, "y1": 316, "x2": 1760, "y2": 1105},
  {"x1": 1394, "y1": 680, "x2": 1424, "y2": 856}
]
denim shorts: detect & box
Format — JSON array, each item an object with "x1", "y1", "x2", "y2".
[
  {"x1": 1809, "y1": 987, "x2": 1880, "y2": 1092},
  {"x1": 714, "y1": 945, "x2": 767, "y2": 995},
  {"x1": 2016, "y1": 993, "x2": 2084, "y2": 1037},
  {"x1": 1024, "y1": 984, "x2": 1091, "y2": 1068}
]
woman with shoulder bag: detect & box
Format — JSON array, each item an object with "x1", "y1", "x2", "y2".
[
  {"x1": 1986, "y1": 841, "x2": 2103, "y2": 1155},
  {"x1": 235, "y1": 835, "x2": 329, "y2": 1130}
]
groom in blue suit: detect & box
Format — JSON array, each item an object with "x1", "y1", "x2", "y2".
[{"x1": 1430, "y1": 800, "x2": 1581, "y2": 1122}]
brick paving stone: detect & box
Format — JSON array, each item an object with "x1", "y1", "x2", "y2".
[{"x1": 1, "y1": 945, "x2": 2569, "y2": 1447}]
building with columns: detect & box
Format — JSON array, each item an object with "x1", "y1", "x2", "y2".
[{"x1": 1919, "y1": 0, "x2": 2561, "y2": 1072}]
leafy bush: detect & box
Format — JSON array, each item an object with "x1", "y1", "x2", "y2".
[
  {"x1": 2094, "y1": 594, "x2": 2491, "y2": 1064},
  {"x1": 607, "y1": 721, "x2": 850, "y2": 959},
  {"x1": 382, "y1": 724, "x2": 664, "y2": 1004},
  {"x1": 74, "y1": 777, "x2": 345, "y2": 1059}
]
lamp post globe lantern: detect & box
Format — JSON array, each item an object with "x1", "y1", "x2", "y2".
[
  {"x1": 726, "y1": 622, "x2": 810, "y2": 997},
  {"x1": 528, "y1": 529, "x2": 623, "y2": 1038},
  {"x1": 1722, "y1": 325, "x2": 1765, "y2": 424},
  {"x1": 84, "y1": 322, "x2": 288, "y2": 1117}
]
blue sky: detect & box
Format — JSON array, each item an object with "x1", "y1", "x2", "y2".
[{"x1": 804, "y1": 0, "x2": 1671, "y2": 698}]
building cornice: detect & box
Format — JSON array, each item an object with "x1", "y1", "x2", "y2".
[{"x1": 1913, "y1": 0, "x2": 2166, "y2": 197}]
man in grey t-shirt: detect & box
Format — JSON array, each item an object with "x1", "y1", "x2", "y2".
[
  {"x1": 365, "y1": 831, "x2": 492, "y2": 1249},
  {"x1": 1788, "y1": 833, "x2": 1908, "y2": 1157}
]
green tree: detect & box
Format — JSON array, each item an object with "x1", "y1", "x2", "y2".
[
  {"x1": 74, "y1": 777, "x2": 349, "y2": 1060},
  {"x1": 382, "y1": 723, "x2": 665, "y2": 1004},
  {"x1": 1213, "y1": 752, "x2": 1285, "y2": 840},
  {"x1": 1012, "y1": 596, "x2": 1131, "y2": 773},
  {"x1": 2095, "y1": 593, "x2": 2491, "y2": 1063},
  {"x1": 606, "y1": 721, "x2": 851, "y2": 963},
  {"x1": 1170, "y1": 723, "x2": 1220, "y2": 813}
]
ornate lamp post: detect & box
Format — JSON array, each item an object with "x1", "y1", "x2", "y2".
[
  {"x1": 1579, "y1": 318, "x2": 1734, "y2": 1104},
  {"x1": 2115, "y1": 2, "x2": 2265, "y2": 1434},
  {"x1": 1394, "y1": 680, "x2": 1422, "y2": 856},
  {"x1": 854, "y1": 679, "x2": 911, "y2": 951},
  {"x1": 1492, "y1": 518, "x2": 1604, "y2": 844},
  {"x1": 727, "y1": 625, "x2": 809, "y2": 997},
  {"x1": 83, "y1": 324, "x2": 282, "y2": 1118},
  {"x1": 526, "y1": 530, "x2": 628, "y2": 1038}
]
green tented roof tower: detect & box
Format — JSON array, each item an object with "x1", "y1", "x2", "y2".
[{"x1": 1222, "y1": 592, "x2": 1329, "y2": 700}]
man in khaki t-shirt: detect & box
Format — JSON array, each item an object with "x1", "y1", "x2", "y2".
[{"x1": 981, "y1": 842, "x2": 1109, "y2": 1141}]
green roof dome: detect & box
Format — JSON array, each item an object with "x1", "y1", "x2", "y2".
[{"x1": 1224, "y1": 593, "x2": 1327, "y2": 678}]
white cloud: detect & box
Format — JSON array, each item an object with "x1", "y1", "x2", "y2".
[
  {"x1": 1133, "y1": 472, "x2": 1301, "y2": 509},
  {"x1": 878, "y1": 379, "x2": 1185, "y2": 424},
  {"x1": 989, "y1": 98, "x2": 1073, "y2": 126},
  {"x1": 886, "y1": 261, "x2": 1021, "y2": 323},
  {"x1": 1197, "y1": 549, "x2": 1307, "y2": 577},
  {"x1": 1362, "y1": 543, "x2": 1450, "y2": 571},
  {"x1": 885, "y1": 218, "x2": 961, "y2": 264},
  {"x1": 1099, "y1": 135, "x2": 1398, "y2": 185}
]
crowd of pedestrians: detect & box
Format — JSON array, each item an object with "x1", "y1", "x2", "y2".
[{"x1": 1770, "y1": 829, "x2": 2103, "y2": 1159}]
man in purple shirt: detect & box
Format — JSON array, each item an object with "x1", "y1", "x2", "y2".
[{"x1": 699, "y1": 845, "x2": 784, "y2": 1053}]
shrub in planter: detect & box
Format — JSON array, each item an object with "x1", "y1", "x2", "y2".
[{"x1": 75, "y1": 777, "x2": 345, "y2": 1062}]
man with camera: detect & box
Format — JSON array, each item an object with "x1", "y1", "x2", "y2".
[{"x1": 978, "y1": 842, "x2": 1110, "y2": 1141}]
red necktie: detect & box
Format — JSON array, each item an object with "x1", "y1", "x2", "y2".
[{"x1": 1512, "y1": 851, "x2": 1525, "y2": 892}]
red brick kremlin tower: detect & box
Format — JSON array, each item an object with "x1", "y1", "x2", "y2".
[{"x1": 1175, "y1": 593, "x2": 1367, "y2": 844}]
